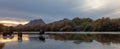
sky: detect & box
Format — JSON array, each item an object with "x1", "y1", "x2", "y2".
[{"x1": 0, "y1": 0, "x2": 120, "y2": 26}]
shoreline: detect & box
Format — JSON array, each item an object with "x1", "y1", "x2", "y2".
[
  {"x1": 0, "y1": 32, "x2": 120, "y2": 34},
  {"x1": 14, "y1": 32, "x2": 120, "y2": 34}
]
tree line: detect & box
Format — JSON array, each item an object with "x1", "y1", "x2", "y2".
[{"x1": 0, "y1": 17, "x2": 120, "y2": 32}]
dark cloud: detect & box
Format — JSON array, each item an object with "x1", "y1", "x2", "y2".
[{"x1": 0, "y1": 0, "x2": 120, "y2": 23}]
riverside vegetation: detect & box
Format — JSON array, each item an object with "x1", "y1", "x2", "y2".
[{"x1": 0, "y1": 17, "x2": 120, "y2": 32}]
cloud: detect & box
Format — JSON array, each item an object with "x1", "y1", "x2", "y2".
[
  {"x1": 0, "y1": 0, "x2": 120, "y2": 23},
  {"x1": 103, "y1": 9, "x2": 120, "y2": 18}
]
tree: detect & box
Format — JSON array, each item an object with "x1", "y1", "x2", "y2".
[
  {"x1": 0, "y1": 24, "x2": 4, "y2": 32},
  {"x1": 72, "y1": 17, "x2": 93, "y2": 31},
  {"x1": 92, "y1": 17, "x2": 120, "y2": 31}
]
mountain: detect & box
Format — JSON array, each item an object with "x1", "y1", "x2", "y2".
[
  {"x1": 25, "y1": 18, "x2": 71, "y2": 26},
  {"x1": 26, "y1": 19, "x2": 45, "y2": 26},
  {"x1": 55, "y1": 18, "x2": 71, "y2": 23},
  {"x1": 51, "y1": 18, "x2": 71, "y2": 24}
]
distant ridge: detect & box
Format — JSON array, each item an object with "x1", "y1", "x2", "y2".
[
  {"x1": 25, "y1": 19, "x2": 45, "y2": 26},
  {"x1": 25, "y1": 18, "x2": 71, "y2": 26},
  {"x1": 51, "y1": 18, "x2": 71, "y2": 23}
]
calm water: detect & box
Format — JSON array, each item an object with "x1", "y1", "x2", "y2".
[{"x1": 0, "y1": 33, "x2": 120, "y2": 49}]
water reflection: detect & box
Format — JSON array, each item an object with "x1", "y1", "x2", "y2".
[
  {"x1": 95, "y1": 34, "x2": 120, "y2": 45},
  {"x1": 39, "y1": 35, "x2": 45, "y2": 42},
  {"x1": 1, "y1": 33, "x2": 120, "y2": 44},
  {"x1": 0, "y1": 34, "x2": 28, "y2": 43},
  {"x1": 0, "y1": 43, "x2": 5, "y2": 49},
  {"x1": 17, "y1": 32, "x2": 23, "y2": 42},
  {"x1": 47, "y1": 33, "x2": 120, "y2": 45},
  {"x1": 28, "y1": 35, "x2": 45, "y2": 42},
  {"x1": 1, "y1": 33, "x2": 120, "y2": 49}
]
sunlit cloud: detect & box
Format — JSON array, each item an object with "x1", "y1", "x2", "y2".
[
  {"x1": 0, "y1": 20, "x2": 28, "y2": 26},
  {"x1": 83, "y1": 0, "x2": 107, "y2": 10},
  {"x1": 103, "y1": 9, "x2": 120, "y2": 18}
]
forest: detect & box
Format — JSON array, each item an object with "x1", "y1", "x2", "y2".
[{"x1": 0, "y1": 17, "x2": 120, "y2": 32}]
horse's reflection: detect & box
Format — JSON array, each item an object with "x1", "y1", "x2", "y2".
[
  {"x1": 2, "y1": 32, "x2": 23, "y2": 42},
  {"x1": 2, "y1": 32, "x2": 14, "y2": 39},
  {"x1": 39, "y1": 35, "x2": 45, "y2": 42},
  {"x1": 18, "y1": 32, "x2": 23, "y2": 42}
]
